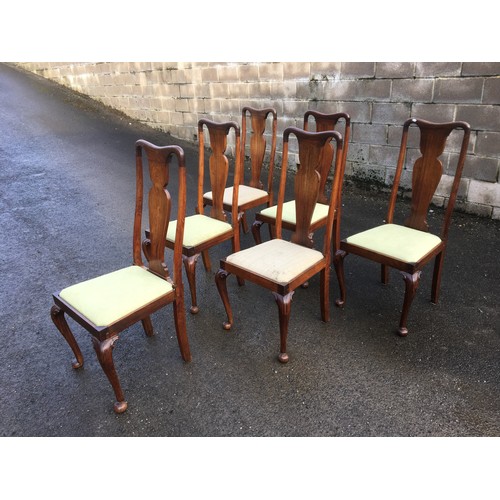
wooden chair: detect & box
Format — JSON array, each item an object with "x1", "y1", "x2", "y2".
[
  {"x1": 163, "y1": 119, "x2": 242, "y2": 314},
  {"x1": 50, "y1": 141, "x2": 191, "y2": 414},
  {"x1": 203, "y1": 106, "x2": 277, "y2": 234},
  {"x1": 334, "y1": 118, "x2": 471, "y2": 336},
  {"x1": 251, "y1": 111, "x2": 350, "y2": 247},
  {"x1": 215, "y1": 127, "x2": 344, "y2": 363}
]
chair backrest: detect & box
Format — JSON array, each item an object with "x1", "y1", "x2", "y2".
[
  {"x1": 198, "y1": 118, "x2": 241, "y2": 223},
  {"x1": 276, "y1": 127, "x2": 344, "y2": 253},
  {"x1": 387, "y1": 118, "x2": 470, "y2": 241},
  {"x1": 134, "y1": 140, "x2": 186, "y2": 286},
  {"x1": 241, "y1": 106, "x2": 278, "y2": 198},
  {"x1": 303, "y1": 111, "x2": 351, "y2": 204}
]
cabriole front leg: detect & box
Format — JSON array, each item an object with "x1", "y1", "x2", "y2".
[
  {"x1": 91, "y1": 335, "x2": 127, "y2": 414},
  {"x1": 431, "y1": 252, "x2": 444, "y2": 304},
  {"x1": 398, "y1": 271, "x2": 421, "y2": 337},
  {"x1": 273, "y1": 291, "x2": 294, "y2": 364},
  {"x1": 320, "y1": 267, "x2": 330, "y2": 322},
  {"x1": 172, "y1": 289, "x2": 192, "y2": 362},
  {"x1": 51, "y1": 305, "x2": 84, "y2": 369},
  {"x1": 215, "y1": 269, "x2": 233, "y2": 330}
]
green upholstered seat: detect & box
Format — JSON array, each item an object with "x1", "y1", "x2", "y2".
[
  {"x1": 167, "y1": 214, "x2": 233, "y2": 248},
  {"x1": 345, "y1": 224, "x2": 442, "y2": 264},
  {"x1": 259, "y1": 200, "x2": 329, "y2": 225},
  {"x1": 204, "y1": 185, "x2": 268, "y2": 207},
  {"x1": 59, "y1": 266, "x2": 173, "y2": 327},
  {"x1": 225, "y1": 238, "x2": 324, "y2": 285}
]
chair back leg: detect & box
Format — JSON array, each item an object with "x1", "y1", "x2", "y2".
[
  {"x1": 381, "y1": 264, "x2": 389, "y2": 285},
  {"x1": 431, "y1": 252, "x2": 445, "y2": 304},
  {"x1": 320, "y1": 267, "x2": 330, "y2": 322},
  {"x1": 172, "y1": 292, "x2": 192, "y2": 362},
  {"x1": 251, "y1": 220, "x2": 264, "y2": 244},
  {"x1": 201, "y1": 250, "x2": 211, "y2": 271},
  {"x1": 333, "y1": 249, "x2": 347, "y2": 307},
  {"x1": 141, "y1": 316, "x2": 154, "y2": 337}
]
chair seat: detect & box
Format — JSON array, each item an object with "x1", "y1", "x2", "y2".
[
  {"x1": 345, "y1": 223, "x2": 442, "y2": 264},
  {"x1": 259, "y1": 200, "x2": 329, "y2": 225},
  {"x1": 204, "y1": 185, "x2": 268, "y2": 207},
  {"x1": 226, "y1": 238, "x2": 324, "y2": 285},
  {"x1": 167, "y1": 214, "x2": 232, "y2": 248},
  {"x1": 59, "y1": 266, "x2": 173, "y2": 327}
]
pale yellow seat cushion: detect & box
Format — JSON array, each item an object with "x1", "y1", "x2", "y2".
[
  {"x1": 167, "y1": 214, "x2": 232, "y2": 248},
  {"x1": 259, "y1": 200, "x2": 329, "y2": 225},
  {"x1": 59, "y1": 266, "x2": 173, "y2": 327},
  {"x1": 204, "y1": 185, "x2": 268, "y2": 206},
  {"x1": 346, "y1": 224, "x2": 442, "y2": 264},
  {"x1": 226, "y1": 238, "x2": 324, "y2": 285}
]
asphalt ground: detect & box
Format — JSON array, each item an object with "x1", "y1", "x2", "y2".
[{"x1": 0, "y1": 63, "x2": 498, "y2": 497}]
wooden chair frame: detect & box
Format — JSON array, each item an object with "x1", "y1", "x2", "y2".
[
  {"x1": 162, "y1": 119, "x2": 242, "y2": 314},
  {"x1": 251, "y1": 111, "x2": 350, "y2": 247},
  {"x1": 334, "y1": 118, "x2": 471, "y2": 336},
  {"x1": 215, "y1": 127, "x2": 344, "y2": 363},
  {"x1": 51, "y1": 141, "x2": 191, "y2": 413},
  {"x1": 203, "y1": 106, "x2": 277, "y2": 234}
]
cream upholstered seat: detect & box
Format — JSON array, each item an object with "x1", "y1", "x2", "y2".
[
  {"x1": 345, "y1": 224, "x2": 442, "y2": 264},
  {"x1": 59, "y1": 266, "x2": 173, "y2": 327},
  {"x1": 215, "y1": 127, "x2": 345, "y2": 363},
  {"x1": 226, "y1": 238, "x2": 324, "y2": 285},
  {"x1": 258, "y1": 200, "x2": 329, "y2": 227},
  {"x1": 167, "y1": 214, "x2": 232, "y2": 248},
  {"x1": 204, "y1": 185, "x2": 268, "y2": 208}
]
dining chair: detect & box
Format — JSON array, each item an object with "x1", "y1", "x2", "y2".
[
  {"x1": 334, "y1": 118, "x2": 471, "y2": 336},
  {"x1": 251, "y1": 111, "x2": 350, "y2": 248},
  {"x1": 163, "y1": 118, "x2": 242, "y2": 314},
  {"x1": 215, "y1": 127, "x2": 344, "y2": 363},
  {"x1": 203, "y1": 106, "x2": 277, "y2": 234},
  {"x1": 51, "y1": 141, "x2": 191, "y2": 413}
]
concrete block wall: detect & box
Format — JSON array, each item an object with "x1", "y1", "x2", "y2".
[{"x1": 16, "y1": 61, "x2": 500, "y2": 219}]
